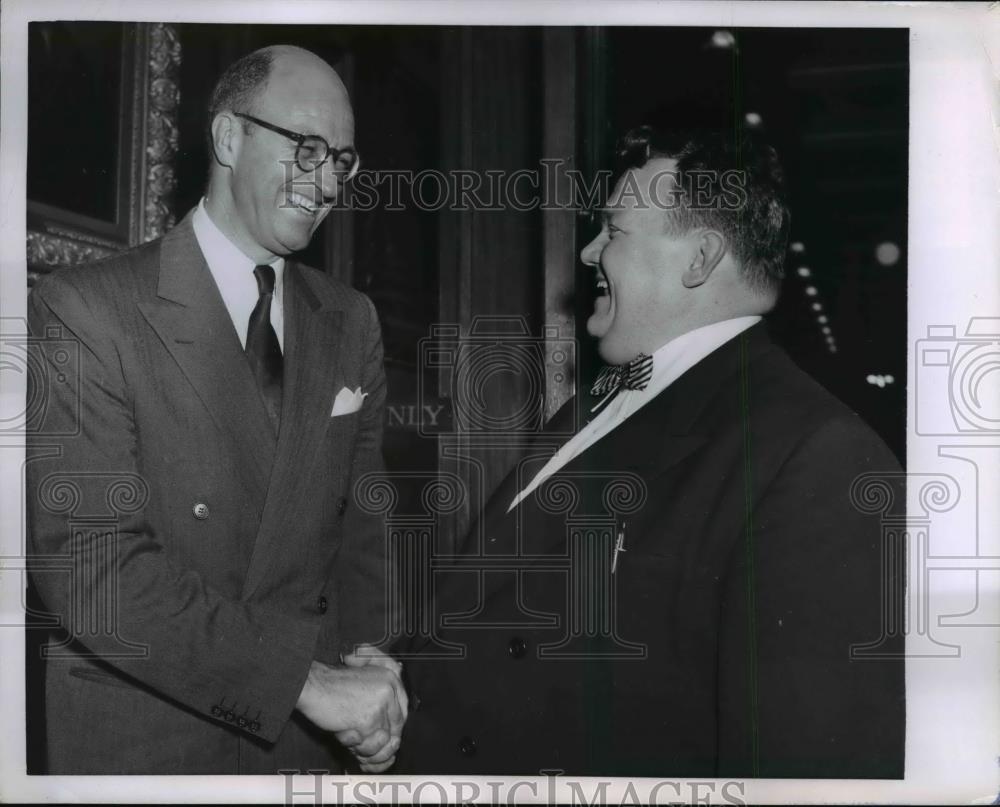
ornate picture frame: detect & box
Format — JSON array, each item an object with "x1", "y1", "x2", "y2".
[{"x1": 26, "y1": 22, "x2": 181, "y2": 283}]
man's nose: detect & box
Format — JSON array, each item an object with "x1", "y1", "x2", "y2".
[
  {"x1": 313, "y1": 160, "x2": 341, "y2": 202},
  {"x1": 580, "y1": 233, "x2": 605, "y2": 267}
]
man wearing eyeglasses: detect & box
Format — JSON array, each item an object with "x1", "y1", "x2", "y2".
[{"x1": 26, "y1": 45, "x2": 404, "y2": 774}]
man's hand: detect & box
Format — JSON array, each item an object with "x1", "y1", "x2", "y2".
[
  {"x1": 342, "y1": 643, "x2": 403, "y2": 677},
  {"x1": 296, "y1": 660, "x2": 407, "y2": 772}
]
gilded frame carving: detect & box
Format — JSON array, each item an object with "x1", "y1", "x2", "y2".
[{"x1": 26, "y1": 22, "x2": 181, "y2": 283}]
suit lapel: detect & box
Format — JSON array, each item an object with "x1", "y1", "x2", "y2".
[
  {"x1": 449, "y1": 325, "x2": 774, "y2": 616},
  {"x1": 137, "y1": 214, "x2": 276, "y2": 496},
  {"x1": 514, "y1": 323, "x2": 777, "y2": 556},
  {"x1": 567, "y1": 322, "x2": 773, "y2": 476},
  {"x1": 241, "y1": 263, "x2": 345, "y2": 598},
  {"x1": 453, "y1": 393, "x2": 591, "y2": 558}
]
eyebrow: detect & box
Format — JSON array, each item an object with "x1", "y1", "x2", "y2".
[{"x1": 604, "y1": 210, "x2": 625, "y2": 228}]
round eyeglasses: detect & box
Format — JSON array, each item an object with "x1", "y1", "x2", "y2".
[{"x1": 234, "y1": 112, "x2": 360, "y2": 182}]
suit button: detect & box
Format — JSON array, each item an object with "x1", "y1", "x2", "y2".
[
  {"x1": 192, "y1": 502, "x2": 209, "y2": 520},
  {"x1": 336, "y1": 497, "x2": 348, "y2": 516},
  {"x1": 237, "y1": 716, "x2": 248, "y2": 728},
  {"x1": 249, "y1": 721, "x2": 260, "y2": 733},
  {"x1": 507, "y1": 636, "x2": 527, "y2": 659},
  {"x1": 411, "y1": 694, "x2": 422, "y2": 712},
  {"x1": 317, "y1": 596, "x2": 328, "y2": 614},
  {"x1": 458, "y1": 736, "x2": 477, "y2": 757},
  {"x1": 211, "y1": 705, "x2": 222, "y2": 717},
  {"x1": 224, "y1": 711, "x2": 235, "y2": 722}
]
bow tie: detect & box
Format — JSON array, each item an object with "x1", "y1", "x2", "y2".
[{"x1": 590, "y1": 353, "x2": 653, "y2": 398}]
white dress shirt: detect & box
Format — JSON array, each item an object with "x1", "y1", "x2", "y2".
[
  {"x1": 508, "y1": 315, "x2": 762, "y2": 512},
  {"x1": 192, "y1": 197, "x2": 285, "y2": 351}
]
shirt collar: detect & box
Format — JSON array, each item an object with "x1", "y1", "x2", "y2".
[
  {"x1": 621, "y1": 316, "x2": 763, "y2": 410},
  {"x1": 192, "y1": 197, "x2": 285, "y2": 293}
]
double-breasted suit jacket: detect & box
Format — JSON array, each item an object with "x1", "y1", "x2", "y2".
[
  {"x1": 26, "y1": 212, "x2": 390, "y2": 774},
  {"x1": 397, "y1": 323, "x2": 905, "y2": 778}
]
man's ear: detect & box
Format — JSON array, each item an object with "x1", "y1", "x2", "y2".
[
  {"x1": 681, "y1": 229, "x2": 727, "y2": 288},
  {"x1": 210, "y1": 112, "x2": 240, "y2": 169}
]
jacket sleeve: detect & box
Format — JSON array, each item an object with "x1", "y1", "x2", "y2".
[
  {"x1": 324, "y1": 294, "x2": 392, "y2": 660},
  {"x1": 716, "y1": 414, "x2": 906, "y2": 778},
  {"x1": 25, "y1": 272, "x2": 319, "y2": 744}
]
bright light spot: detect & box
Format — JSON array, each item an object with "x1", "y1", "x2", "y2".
[
  {"x1": 866, "y1": 373, "x2": 895, "y2": 388},
  {"x1": 790, "y1": 242, "x2": 805, "y2": 254},
  {"x1": 796, "y1": 266, "x2": 811, "y2": 278},
  {"x1": 875, "y1": 241, "x2": 901, "y2": 266},
  {"x1": 821, "y1": 325, "x2": 832, "y2": 335},
  {"x1": 805, "y1": 286, "x2": 818, "y2": 297},
  {"x1": 710, "y1": 30, "x2": 736, "y2": 49},
  {"x1": 866, "y1": 374, "x2": 877, "y2": 384},
  {"x1": 829, "y1": 345, "x2": 838, "y2": 354},
  {"x1": 811, "y1": 302, "x2": 823, "y2": 312},
  {"x1": 745, "y1": 112, "x2": 763, "y2": 127},
  {"x1": 817, "y1": 315, "x2": 828, "y2": 324},
  {"x1": 885, "y1": 375, "x2": 895, "y2": 384}
]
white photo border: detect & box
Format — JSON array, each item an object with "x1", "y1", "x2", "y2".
[{"x1": 2, "y1": 1, "x2": 998, "y2": 804}]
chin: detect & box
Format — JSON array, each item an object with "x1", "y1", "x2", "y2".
[
  {"x1": 275, "y1": 227, "x2": 314, "y2": 255},
  {"x1": 596, "y1": 339, "x2": 628, "y2": 366}
]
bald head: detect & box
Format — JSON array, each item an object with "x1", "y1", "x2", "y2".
[
  {"x1": 247, "y1": 45, "x2": 352, "y2": 141},
  {"x1": 264, "y1": 45, "x2": 349, "y2": 98},
  {"x1": 203, "y1": 45, "x2": 356, "y2": 262},
  {"x1": 205, "y1": 45, "x2": 349, "y2": 159}
]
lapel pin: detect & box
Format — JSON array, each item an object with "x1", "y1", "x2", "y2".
[{"x1": 611, "y1": 519, "x2": 627, "y2": 574}]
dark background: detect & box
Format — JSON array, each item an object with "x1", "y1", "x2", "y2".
[{"x1": 28, "y1": 23, "x2": 124, "y2": 220}]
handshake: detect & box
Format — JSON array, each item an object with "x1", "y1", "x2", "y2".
[{"x1": 296, "y1": 644, "x2": 407, "y2": 773}]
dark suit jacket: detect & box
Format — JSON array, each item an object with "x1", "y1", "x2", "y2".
[
  {"x1": 25, "y1": 212, "x2": 390, "y2": 774},
  {"x1": 397, "y1": 323, "x2": 905, "y2": 778}
]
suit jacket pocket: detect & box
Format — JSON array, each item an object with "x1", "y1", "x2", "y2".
[
  {"x1": 324, "y1": 410, "x2": 362, "y2": 480},
  {"x1": 68, "y1": 664, "x2": 135, "y2": 690},
  {"x1": 326, "y1": 410, "x2": 361, "y2": 444}
]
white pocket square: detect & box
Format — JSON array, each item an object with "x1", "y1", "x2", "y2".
[{"x1": 331, "y1": 386, "x2": 368, "y2": 416}]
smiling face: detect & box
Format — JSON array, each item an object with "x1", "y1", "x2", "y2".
[
  {"x1": 211, "y1": 48, "x2": 354, "y2": 263},
  {"x1": 582, "y1": 158, "x2": 700, "y2": 364}
]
